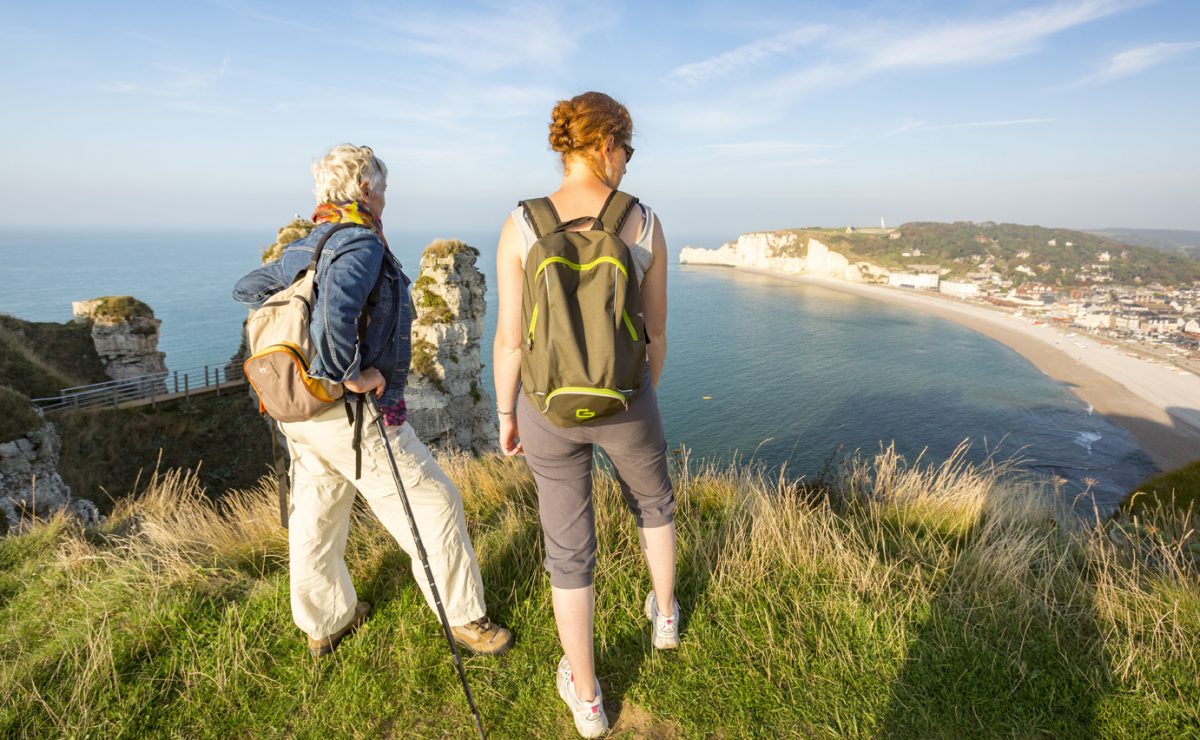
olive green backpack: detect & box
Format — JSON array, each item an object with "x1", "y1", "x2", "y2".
[{"x1": 519, "y1": 190, "x2": 647, "y2": 427}]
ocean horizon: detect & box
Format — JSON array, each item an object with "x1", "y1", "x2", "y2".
[{"x1": 0, "y1": 227, "x2": 1157, "y2": 513}]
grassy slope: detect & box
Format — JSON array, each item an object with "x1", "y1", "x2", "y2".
[
  {"x1": 1, "y1": 448, "x2": 1197, "y2": 738},
  {"x1": 0, "y1": 314, "x2": 109, "y2": 443},
  {"x1": 1125, "y1": 461, "x2": 1200, "y2": 517},
  {"x1": 54, "y1": 395, "x2": 275, "y2": 514},
  {"x1": 0, "y1": 315, "x2": 108, "y2": 398}
]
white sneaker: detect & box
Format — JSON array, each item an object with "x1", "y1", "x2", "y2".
[
  {"x1": 556, "y1": 655, "x2": 609, "y2": 738},
  {"x1": 644, "y1": 591, "x2": 681, "y2": 649}
]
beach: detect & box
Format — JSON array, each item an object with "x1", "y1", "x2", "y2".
[{"x1": 744, "y1": 269, "x2": 1200, "y2": 473}]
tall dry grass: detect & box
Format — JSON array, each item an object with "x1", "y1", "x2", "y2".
[{"x1": 2, "y1": 443, "x2": 1197, "y2": 736}]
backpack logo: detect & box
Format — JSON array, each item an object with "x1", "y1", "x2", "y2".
[{"x1": 576, "y1": 408, "x2": 596, "y2": 420}]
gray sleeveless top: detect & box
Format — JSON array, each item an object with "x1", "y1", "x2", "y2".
[{"x1": 510, "y1": 203, "x2": 658, "y2": 286}]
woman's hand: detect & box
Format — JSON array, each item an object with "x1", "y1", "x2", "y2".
[
  {"x1": 499, "y1": 414, "x2": 524, "y2": 456},
  {"x1": 344, "y1": 367, "x2": 386, "y2": 398}
]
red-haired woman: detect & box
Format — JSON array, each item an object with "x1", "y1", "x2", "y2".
[{"x1": 492, "y1": 93, "x2": 677, "y2": 737}]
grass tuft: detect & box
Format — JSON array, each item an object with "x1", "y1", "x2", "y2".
[{"x1": 0, "y1": 446, "x2": 1197, "y2": 736}]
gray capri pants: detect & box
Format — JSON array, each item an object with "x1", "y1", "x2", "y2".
[{"x1": 517, "y1": 381, "x2": 675, "y2": 588}]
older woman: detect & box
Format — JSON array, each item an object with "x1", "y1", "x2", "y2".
[
  {"x1": 233, "y1": 144, "x2": 511, "y2": 658},
  {"x1": 493, "y1": 93, "x2": 676, "y2": 737}
]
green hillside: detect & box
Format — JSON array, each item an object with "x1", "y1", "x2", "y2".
[
  {"x1": 0, "y1": 315, "x2": 108, "y2": 443},
  {"x1": 1087, "y1": 228, "x2": 1200, "y2": 259},
  {"x1": 773, "y1": 222, "x2": 1200, "y2": 285}
]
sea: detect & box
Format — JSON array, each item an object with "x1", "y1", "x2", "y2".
[{"x1": 0, "y1": 228, "x2": 1157, "y2": 514}]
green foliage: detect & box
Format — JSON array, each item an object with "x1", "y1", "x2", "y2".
[
  {"x1": 782, "y1": 223, "x2": 1200, "y2": 284},
  {"x1": 262, "y1": 218, "x2": 316, "y2": 264},
  {"x1": 0, "y1": 387, "x2": 41, "y2": 444},
  {"x1": 1123, "y1": 460, "x2": 1200, "y2": 517},
  {"x1": 413, "y1": 286, "x2": 453, "y2": 325},
  {"x1": 409, "y1": 339, "x2": 446, "y2": 393},
  {"x1": 423, "y1": 239, "x2": 480, "y2": 260},
  {"x1": 87, "y1": 296, "x2": 154, "y2": 323},
  {"x1": 1087, "y1": 228, "x2": 1200, "y2": 259},
  {"x1": 0, "y1": 316, "x2": 105, "y2": 399},
  {"x1": 52, "y1": 395, "x2": 274, "y2": 513}
]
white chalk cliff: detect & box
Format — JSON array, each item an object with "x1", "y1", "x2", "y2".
[
  {"x1": 679, "y1": 233, "x2": 889, "y2": 283},
  {"x1": 404, "y1": 240, "x2": 499, "y2": 454},
  {"x1": 72, "y1": 297, "x2": 168, "y2": 383},
  {"x1": 0, "y1": 415, "x2": 100, "y2": 536}
]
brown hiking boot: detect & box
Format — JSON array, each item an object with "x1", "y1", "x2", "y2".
[
  {"x1": 307, "y1": 601, "x2": 372, "y2": 657},
  {"x1": 450, "y1": 615, "x2": 513, "y2": 655}
]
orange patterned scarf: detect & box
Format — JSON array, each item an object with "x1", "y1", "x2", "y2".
[{"x1": 312, "y1": 201, "x2": 388, "y2": 248}]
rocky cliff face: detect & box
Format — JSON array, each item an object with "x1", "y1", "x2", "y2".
[
  {"x1": 72, "y1": 297, "x2": 168, "y2": 383},
  {"x1": 0, "y1": 415, "x2": 100, "y2": 536},
  {"x1": 405, "y1": 240, "x2": 499, "y2": 454},
  {"x1": 680, "y1": 233, "x2": 889, "y2": 284}
]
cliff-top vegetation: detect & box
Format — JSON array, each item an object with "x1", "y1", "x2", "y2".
[
  {"x1": 424, "y1": 238, "x2": 480, "y2": 260},
  {"x1": 84, "y1": 296, "x2": 155, "y2": 324},
  {"x1": 770, "y1": 222, "x2": 1200, "y2": 286},
  {"x1": 1, "y1": 445, "x2": 1196, "y2": 737}
]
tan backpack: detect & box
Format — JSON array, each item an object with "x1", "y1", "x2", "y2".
[
  {"x1": 519, "y1": 190, "x2": 647, "y2": 427},
  {"x1": 244, "y1": 222, "x2": 365, "y2": 422}
]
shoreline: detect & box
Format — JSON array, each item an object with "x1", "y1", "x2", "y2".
[{"x1": 728, "y1": 267, "x2": 1200, "y2": 473}]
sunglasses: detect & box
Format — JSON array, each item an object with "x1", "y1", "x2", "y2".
[{"x1": 621, "y1": 142, "x2": 635, "y2": 161}]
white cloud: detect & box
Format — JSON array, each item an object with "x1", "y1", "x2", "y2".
[
  {"x1": 100, "y1": 56, "x2": 232, "y2": 98},
  {"x1": 885, "y1": 119, "x2": 926, "y2": 137},
  {"x1": 376, "y1": 2, "x2": 587, "y2": 72},
  {"x1": 1073, "y1": 40, "x2": 1200, "y2": 85},
  {"x1": 886, "y1": 118, "x2": 1054, "y2": 136},
  {"x1": 664, "y1": 25, "x2": 829, "y2": 85},
  {"x1": 761, "y1": 157, "x2": 836, "y2": 169},
  {"x1": 767, "y1": 0, "x2": 1143, "y2": 98},
  {"x1": 935, "y1": 118, "x2": 1055, "y2": 130},
  {"x1": 703, "y1": 140, "x2": 842, "y2": 157},
  {"x1": 858, "y1": 0, "x2": 1142, "y2": 71}
]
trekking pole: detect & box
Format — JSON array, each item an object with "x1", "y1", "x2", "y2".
[{"x1": 367, "y1": 396, "x2": 486, "y2": 740}]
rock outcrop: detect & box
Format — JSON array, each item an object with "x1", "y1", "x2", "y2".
[
  {"x1": 405, "y1": 240, "x2": 499, "y2": 454},
  {"x1": 73, "y1": 297, "x2": 168, "y2": 383},
  {"x1": 0, "y1": 415, "x2": 100, "y2": 536},
  {"x1": 680, "y1": 233, "x2": 889, "y2": 284}
]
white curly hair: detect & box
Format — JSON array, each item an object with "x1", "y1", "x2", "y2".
[{"x1": 311, "y1": 144, "x2": 388, "y2": 204}]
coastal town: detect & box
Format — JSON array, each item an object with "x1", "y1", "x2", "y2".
[
  {"x1": 681, "y1": 223, "x2": 1200, "y2": 374},
  {"x1": 679, "y1": 224, "x2": 1200, "y2": 472},
  {"x1": 885, "y1": 241, "x2": 1200, "y2": 373}
]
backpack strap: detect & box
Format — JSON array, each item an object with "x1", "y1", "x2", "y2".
[
  {"x1": 303, "y1": 221, "x2": 361, "y2": 274},
  {"x1": 519, "y1": 198, "x2": 561, "y2": 240},
  {"x1": 594, "y1": 190, "x2": 639, "y2": 234}
]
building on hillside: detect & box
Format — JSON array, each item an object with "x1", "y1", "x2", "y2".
[
  {"x1": 1076, "y1": 311, "x2": 1115, "y2": 330},
  {"x1": 940, "y1": 281, "x2": 978, "y2": 299},
  {"x1": 1016, "y1": 283, "x2": 1056, "y2": 297},
  {"x1": 1145, "y1": 315, "x2": 1182, "y2": 335},
  {"x1": 888, "y1": 272, "x2": 940, "y2": 290}
]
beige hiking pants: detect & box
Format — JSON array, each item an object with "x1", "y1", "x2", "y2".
[{"x1": 278, "y1": 403, "x2": 487, "y2": 640}]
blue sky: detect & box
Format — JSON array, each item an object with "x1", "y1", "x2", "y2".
[{"x1": 2, "y1": 0, "x2": 1198, "y2": 241}]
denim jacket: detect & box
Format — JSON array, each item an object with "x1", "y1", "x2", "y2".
[{"x1": 232, "y1": 222, "x2": 412, "y2": 408}]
